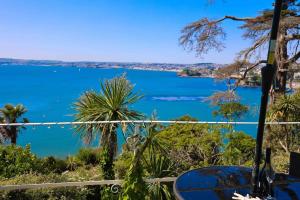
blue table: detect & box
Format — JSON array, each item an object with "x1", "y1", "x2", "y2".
[{"x1": 174, "y1": 166, "x2": 300, "y2": 200}]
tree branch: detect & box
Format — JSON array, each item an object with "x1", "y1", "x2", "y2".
[
  {"x1": 239, "y1": 34, "x2": 269, "y2": 61},
  {"x1": 279, "y1": 140, "x2": 289, "y2": 154},
  {"x1": 242, "y1": 60, "x2": 266, "y2": 79},
  {"x1": 180, "y1": 15, "x2": 253, "y2": 56},
  {"x1": 223, "y1": 15, "x2": 252, "y2": 22},
  {"x1": 286, "y1": 51, "x2": 300, "y2": 64},
  {"x1": 232, "y1": 60, "x2": 266, "y2": 90},
  {"x1": 186, "y1": 15, "x2": 252, "y2": 29},
  {"x1": 284, "y1": 34, "x2": 300, "y2": 41}
]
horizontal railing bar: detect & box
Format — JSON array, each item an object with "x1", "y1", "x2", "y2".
[
  {"x1": 0, "y1": 177, "x2": 176, "y2": 191},
  {"x1": 0, "y1": 120, "x2": 300, "y2": 126}
]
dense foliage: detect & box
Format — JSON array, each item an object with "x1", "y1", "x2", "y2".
[
  {"x1": 213, "y1": 102, "x2": 249, "y2": 121},
  {"x1": 0, "y1": 174, "x2": 98, "y2": 200},
  {"x1": 157, "y1": 116, "x2": 224, "y2": 172},
  {"x1": 0, "y1": 145, "x2": 105, "y2": 199},
  {"x1": 0, "y1": 145, "x2": 105, "y2": 179},
  {"x1": 0, "y1": 112, "x2": 260, "y2": 199},
  {"x1": 0, "y1": 145, "x2": 40, "y2": 178},
  {"x1": 76, "y1": 148, "x2": 101, "y2": 166},
  {"x1": 0, "y1": 106, "x2": 258, "y2": 199},
  {"x1": 156, "y1": 115, "x2": 256, "y2": 171},
  {"x1": 223, "y1": 132, "x2": 256, "y2": 166},
  {"x1": 267, "y1": 90, "x2": 300, "y2": 172}
]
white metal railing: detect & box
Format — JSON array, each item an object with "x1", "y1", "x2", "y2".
[{"x1": 0, "y1": 120, "x2": 300, "y2": 127}]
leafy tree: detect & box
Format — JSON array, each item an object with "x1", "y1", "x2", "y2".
[
  {"x1": 223, "y1": 132, "x2": 256, "y2": 166},
  {"x1": 74, "y1": 75, "x2": 143, "y2": 179},
  {"x1": 213, "y1": 102, "x2": 249, "y2": 121},
  {"x1": 0, "y1": 104, "x2": 28, "y2": 144},
  {"x1": 180, "y1": 1, "x2": 300, "y2": 97},
  {"x1": 211, "y1": 101, "x2": 253, "y2": 166},
  {"x1": 156, "y1": 115, "x2": 223, "y2": 172}
]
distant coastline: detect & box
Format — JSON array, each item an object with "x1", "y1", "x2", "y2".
[
  {"x1": 0, "y1": 58, "x2": 224, "y2": 73},
  {"x1": 1, "y1": 58, "x2": 271, "y2": 88}
]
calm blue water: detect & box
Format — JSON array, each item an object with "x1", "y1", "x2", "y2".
[{"x1": 0, "y1": 65, "x2": 261, "y2": 157}]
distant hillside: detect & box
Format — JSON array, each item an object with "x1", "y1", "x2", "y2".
[{"x1": 0, "y1": 58, "x2": 225, "y2": 72}]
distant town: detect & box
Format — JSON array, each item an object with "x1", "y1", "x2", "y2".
[
  {"x1": 2, "y1": 57, "x2": 300, "y2": 89},
  {"x1": 0, "y1": 57, "x2": 224, "y2": 73}
]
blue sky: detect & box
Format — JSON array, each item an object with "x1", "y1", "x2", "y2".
[{"x1": 0, "y1": 0, "x2": 273, "y2": 64}]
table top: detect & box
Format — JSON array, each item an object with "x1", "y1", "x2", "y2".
[{"x1": 174, "y1": 166, "x2": 300, "y2": 200}]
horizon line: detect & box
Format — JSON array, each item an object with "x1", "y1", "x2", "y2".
[{"x1": 0, "y1": 57, "x2": 225, "y2": 66}]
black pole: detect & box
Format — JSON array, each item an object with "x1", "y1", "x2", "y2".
[{"x1": 251, "y1": 0, "x2": 283, "y2": 196}]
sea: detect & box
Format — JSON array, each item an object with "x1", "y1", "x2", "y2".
[{"x1": 0, "y1": 65, "x2": 261, "y2": 157}]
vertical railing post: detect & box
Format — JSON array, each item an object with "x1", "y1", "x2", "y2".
[{"x1": 251, "y1": 0, "x2": 283, "y2": 196}]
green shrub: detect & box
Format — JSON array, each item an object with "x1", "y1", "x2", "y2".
[
  {"x1": 114, "y1": 151, "x2": 133, "y2": 179},
  {"x1": 0, "y1": 174, "x2": 98, "y2": 200},
  {"x1": 272, "y1": 152, "x2": 290, "y2": 173},
  {"x1": 0, "y1": 145, "x2": 40, "y2": 178},
  {"x1": 66, "y1": 156, "x2": 82, "y2": 171},
  {"x1": 40, "y1": 156, "x2": 68, "y2": 174},
  {"x1": 64, "y1": 166, "x2": 103, "y2": 181},
  {"x1": 76, "y1": 148, "x2": 100, "y2": 166},
  {"x1": 1, "y1": 187, "x2": 95, "y2": 200}
]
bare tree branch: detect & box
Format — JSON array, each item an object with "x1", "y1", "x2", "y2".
[
  {"x1": 239, "y1": 34, "x2": 269, "y2": 61},
  {"x1": 180, "y1": 16, "x2": 252, "y2": 56},
  {"x1": 286, "y1": 51, "x2": 300, "y2": 64},
  {"x1": 207, "y1": 90, "x2": 239, "y2": 105},
  {"x1": 284, "y1": 34, "x2": 300, "y2": 41},
  {"x1": 241, "y1": 60, "x2": 266, "y2": 79},
  {"x1": 223, "y1": 15, "x2": 252, "y2": 21},
  {"x1": 232, "y1": 60, "x2": 266, "y2": 90}
]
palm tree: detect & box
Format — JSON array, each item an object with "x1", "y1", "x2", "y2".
[
  {"x1": 0, "y1": 104, "x2": 28, "y2": 144},
  {"x1": 74, "y1": 75, "x2": 143, "y2": 179}
]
